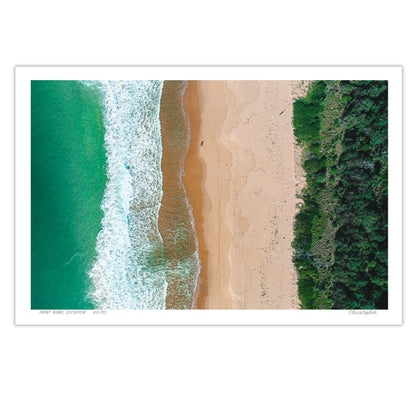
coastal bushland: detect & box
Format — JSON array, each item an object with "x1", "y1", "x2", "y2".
[{"x1": 292, "y1": 80, "x2": 388, "y2": 309}]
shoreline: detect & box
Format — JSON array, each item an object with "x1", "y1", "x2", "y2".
[
  {"x1": 159, "y1": 81, "x2": 200, "y2": 309},
  {"x1": 184, "y1": 81, "x2": 307, "y2": 309},
  {"x1": 183, "y1": 81, "x2": 234, "y2": 308},
  {"x1": 182, "y1": 82, "x2": 209, "y2": 308}
]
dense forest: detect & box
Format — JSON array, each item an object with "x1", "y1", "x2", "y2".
[{"x1": 292, "y1": 80, "x2": 388, "y2": 309}]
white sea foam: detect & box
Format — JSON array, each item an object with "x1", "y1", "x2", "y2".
[{"x1": 86, "y1": 80, "x2": 167, "y2": 309}]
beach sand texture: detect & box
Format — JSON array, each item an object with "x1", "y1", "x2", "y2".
[{"x1": 183, "y1": 80, "x2": 308, "y2": 309}]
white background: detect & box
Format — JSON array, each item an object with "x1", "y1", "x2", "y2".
[{"x1": 2, "y1": 1, "x2": 414, "y2": 415}]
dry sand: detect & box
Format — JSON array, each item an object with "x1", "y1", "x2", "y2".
[{"x1": 183, "y1": 80, "x2": 309, "y2": 309}]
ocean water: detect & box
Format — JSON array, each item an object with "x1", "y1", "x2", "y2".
[
  {"x1": 31, "y1": 80, "x2": 199, "y2": 309},
  {"x1": 31, "y1": 81, "x2": 107, "y2": 309}
]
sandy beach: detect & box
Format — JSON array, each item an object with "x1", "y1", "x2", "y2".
[{"x1": 183, "y1": 80, "x2": 308, "y2": 309}]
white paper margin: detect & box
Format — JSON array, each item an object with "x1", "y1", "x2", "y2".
[{"x1": 15, "y1": 66, "x2": 403, "y2": 325}]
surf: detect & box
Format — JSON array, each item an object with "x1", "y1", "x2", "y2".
[{"x1": 87, "y1": 80, "x2": 167, "y2": 309}]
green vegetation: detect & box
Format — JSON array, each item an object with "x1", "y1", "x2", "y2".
[{"x1": 292, "y1": 80, "x2": 388, "y2": 309}]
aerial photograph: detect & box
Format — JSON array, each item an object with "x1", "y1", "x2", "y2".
[{"x1": 31, "y1": 79, "x2": 388, "y2": 310}]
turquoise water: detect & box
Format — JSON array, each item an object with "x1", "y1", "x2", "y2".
[{"x1": 31, "y1": 81, "x2": 107, "y2": 309}]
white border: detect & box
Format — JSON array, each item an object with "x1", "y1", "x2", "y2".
[{"x1": 15, "y1": 66, "x2": 402, "y2": 325}]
